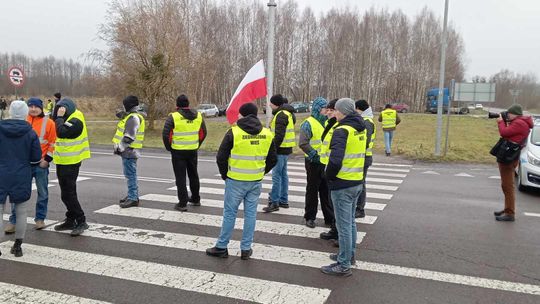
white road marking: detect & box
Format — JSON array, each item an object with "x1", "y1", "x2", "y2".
[
  {"x1": 32, "y1": 184, "x2": 55, "y2": 191},
  {"x1": 489, "y1": 176, "x2": 501, "y2": 179},
  {"x1": 422, "y1": 171, "x2": 440, "y2": 175},
  {"x1": 230, "y1": 175, "x2": 403, "y2": 185},
  {"x1": 272, "y1": 170, "x2": 407, "y2": 178},
  {"x1": 50, "y1": 170, "x2": 175, "y2": 183},
  {"x1": 524, "y1": 212, "x2": 540, "y2": 218},
  {"x1": 94, "y1": 205, "x2": 366, "y2": 243},
  {"x1": 284, "y1": 160, "x2": 412, "y2": 168},
  {"x1": 0, "y1": 282, "x2": 111, "y2": 304},
  {"x1": 286, "y1": 164, "x2": 409, "y2": 173},
  {"x1": 49, "y1": 176, "x2": 92, "y2": 183},
  {"x1": 140, "y1": 193, "x2": 381, "y2": 223},
  {"x1": 0, "y1": 242, "x2": 330, "y2": 304},
  {"x1": 2, "y1": 214, "x2": 56, "y2": 226},
  {"x1": 454, "y1": 173, "x2": 474, "y2": 177}
]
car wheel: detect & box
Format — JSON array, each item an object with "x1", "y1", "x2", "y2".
[
  {"x1": 517, "y1": 165, "x2": 527, "y2": 192},
  {"x1": 401, "y1": 109, "x2": 408, "y2": 113}
]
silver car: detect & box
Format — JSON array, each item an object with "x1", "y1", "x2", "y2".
[
  {"x1": 197, "y1": 103, "x2": 219, "y2": 118},
  {"x1": 516, "y1": 119, "x2": 540, "y2": 191}
]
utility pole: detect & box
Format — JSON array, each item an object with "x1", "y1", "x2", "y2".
[
  {"x1": 265, "y1": 0, "x2": 277, "y2": 127},
  {"x1": 435, "y1": 0, "x2": 449, "y2": 156}
]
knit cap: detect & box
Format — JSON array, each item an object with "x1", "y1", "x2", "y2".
[
  {"x1": 239, "y1": 102, "x2": 258, "y2": 117},
  {"x1": 27, "y1": 97, "x2": 44, "y2": 110},
  {"x1": 507, "y1": 104, "x2": 523, "y2": 115},
  {"x1": 9, "y1": 100, "x2": 29, "y2": 120},
  {"x1": 335, "y1": 98, "x2": 356, "y2": 116}
]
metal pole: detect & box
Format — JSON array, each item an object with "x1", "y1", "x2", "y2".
[
  {"x1": 265, "y1": 0, "x2": 277, "y2": 127},
  {"x1": 435, "y1": 0, "x2": 449, "y2": 156},
  {"x1": 444, "y1": 79, "x2": 455, "y2": 156}
]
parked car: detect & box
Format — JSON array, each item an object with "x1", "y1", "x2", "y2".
[
  {"x1": 516, "y1": 119, "x2": 540, "y2": 191},
  {"x1": 290, "y1": 101, "x2": 309, "y2": 113},
  {"x1": 197, "y1": 103, "x2": 219, "y2": 117},
  {"x1": 392, "y1": 103, "x2": 409, "y2": 113},
  {"x1": 475, "y1": 104, "x2": 483, "y2": 110}
]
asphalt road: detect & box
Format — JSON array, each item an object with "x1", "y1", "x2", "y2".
[{"x1": 1, "y1": 148, "x2": 539, "y2": 303}]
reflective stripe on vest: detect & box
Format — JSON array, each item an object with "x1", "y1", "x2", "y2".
[
  {"x1": 112, "y1": 113, "x2": 146, "y2": 149},
  {"x1": 303, "y1": 116, "x2": 324, "y2": 158},
  {"x1": 227, "y1": 126, "x2": 273, "y2": 181},
  {"x1": 334, "y1": 125, "x2": 366, "y2": 181},
  {"x1": 381, "y1": 109, "x2": 397, "y2": 129},
  {"x1": 271, "y1": 110, "x2": 296, "y2": 148},
  {"x1": 320, "y1": 121, "x2": 335, "y2": 165},
  {"x1": 54, "y1": 110, "x2": 91, "y2": 165},
  {"x1": 364, "y1": 117, "x2": 376, "y2": 156},
  {"x1": 171, "y1": 112, "x2": 203, "y2": 150}
]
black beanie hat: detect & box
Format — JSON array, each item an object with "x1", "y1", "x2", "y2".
[
  {"x1": 123, "y1": 95, "x2": 139, "y2": 111},
  {"x1": 54, "y1": 92, "x2": 61, "y2": 99},
  {"x1": 270, "y1": 94, "x2": 286, "y2": 107},
  {"x1": 355, "y1": 99, "x2": 369, "y2": 111},
  {"x1": 176, "y1": 94, "x2": 189, "y2": 108},
  {"x1": 327, "y1": 98, "x2": 338, "y2": 110},
  {"x1": 239, "y1": 102, "x2": 258, "y2": 117},
  {"x1": 385, "y1": 103, "x2": 393, "y2": 109}
]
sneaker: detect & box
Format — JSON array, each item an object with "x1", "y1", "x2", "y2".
[
  {"x1": 354, "y1": 210, "x2": 365, "y2": 218},
  {"x1": 120, "y1": 199, "x2": 140, "y2": 208},
  {"x1": 262, "y1": 204, "x2": 279, "y2": 213},
  {"x1": 119, "y1": 196, "x2": 128, "y2": 204},
  {"x1": 278, "y1": 202, "x2": 289, "y2": 208},
  {"x1": 35, "y1": 220, "x2": 46, "y2": 230},
  {"x1": 493, "y1": 210, "x2": 505, "y2": 216},
  {"x1": 320, "y1": 229, "x2": 338, "y2": 240},
  {"x1": 70, "y1": 221, "x2": 89, "y2": 237},
  {"x1": 174, "y1": 203, "x2": 188, "y2": 212},
  {"x1": 241, "y1": 249, "x2": 253, "y2": 260},
  {"x1": 321, "y1": 262, "x2": 352, "y2": 277},
  {"x1": 329, "y1": 253, "x2": 356, "y2": 266},
  {"x1": 206, "y1": 246, "x2": 229, "y2": 258},
  {"x1": 4, "y1": 223, "x2": 16, "y2": 234},
  {"x1": 305, "y1": 219, "x2": 316, "y2": 228},
  {"x1": 188, "y1": 197, "x2": 201, "y2": 206},
  {"x1": 54, "y1": 219, "x2": 75, "y2": 231},
  {"x1": 495, "y1": 214, "x2": 515, "y2": 222}
]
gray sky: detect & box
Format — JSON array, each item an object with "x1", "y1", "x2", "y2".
[{"x1": 1, "y1": 0, "x2": 539, "y2": 79}]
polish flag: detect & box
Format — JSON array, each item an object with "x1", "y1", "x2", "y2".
[{"x1": 226, "y1": 60, "x2": 267, "y2": 124}]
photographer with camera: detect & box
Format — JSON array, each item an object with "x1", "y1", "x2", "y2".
[{"x1": 491, "y1": 104, "x2": 533, "y2": 222}]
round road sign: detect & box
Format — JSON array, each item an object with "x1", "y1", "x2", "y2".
[{"x1": 8, "y1": 67, "x2": 25, "y2": 87}]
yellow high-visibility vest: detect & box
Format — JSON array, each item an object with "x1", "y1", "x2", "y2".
[
  {"x1": 320, "y1": 120, "x2": 335, "y2": 165},
  {"x1": 334, "y1": 125, "x2": 366, "y2": 181},
  {"x1": 271, "y1": 110, "x2": 296, "y2": 148},
  {"x1": 227, "y1": 126, "x2": 274, "y2": 181},
  {"x1": 303, "y1": 116, "x2": 324, "y2": 158},
  {"x1": 364, "y1": 117, "x2": 376, "y2": 157},
  {"x1": 54, "y1": 110, "x2": 91, "y2": 165},
  {"x1": 381, "y1": 108, "x2": 397, "y2": 129},
  {"x1": 171, "y1": 112, "x2": 203, "y2": 150},
  {"x1": 112, "y1": 113, "x2": 145, "y2": 149}
]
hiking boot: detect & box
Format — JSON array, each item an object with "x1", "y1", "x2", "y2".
[
  {"x1": 206, "y1": 246, "x2": 229, "y2": 258},
  {"x1": 305, "y1": 219, "x2": 316, "y2": 228},
  {"x1": 321, "y1": 262, "x2": 352, "y2": 277},
  {"x1": 320, "y1": 229, "x2": 338, "y2": 240},
  {"x1": 35, "y1": 220, "x2": 46, "y2": 230},
  {"x1": 241, "y1": 249, "x2": 253, "y2": 260},
  {"x1": 174, "y1": 203, "x2": 188, "y2": 212},
  {"x1": 188, "y1": 197, "x2": 201, "y2": 206},
  {"x1": 54, "y1": 219, "x2": 75, "y2": 231},
  {"x1": 329, "y1": 253, "x2": 356, "y2": 266},
  {"x1": 119, "y1": 196, "x2": 128, "y2": 204},
  {"x1": 493, "y1": 210, "x2": 505, "y2": 216},
  {"x1": 355, "y1": 210, "x2": 365, "y2": 218},
  {"x1": 278, "y1": 202, "x2": 289, "y2": 208},
  {"x1": 120, "y1": 199, "x2": 140, "y2": 208},
  {"x1": 495, "y1": 214, "x2": 515, "y2": 222},
  {"x1": 4, "y1": 223, "x2": 16, "y2": 234},
  {"x1": 10, "y1": 239, "x2": 23, "y2": 257},
  {"x1": 70, "y1": 221, "x2": 89, "y2": 237},
  {"x1": 263, "y1": 204, "x2": 279, "y2": 213},
  {"x1": 386, "y1": 152, "x2": 391, "y2": 157}
]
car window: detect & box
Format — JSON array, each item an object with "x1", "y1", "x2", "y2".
[{"x1": 532, "y1": 126, "x2": 540, "y2": 145}]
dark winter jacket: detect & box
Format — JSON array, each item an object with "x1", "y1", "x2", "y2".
[
  {"x1": 498, "y1": 115, "x2": 534, "y2": 145},
  {"x1": 216, "y1": 114, "x2": 277, "y2": 181},
  {"x1": 53, "y1": 99, "x2": 84, "y2": 140},
  {"x1": 326, "y1": 113, "x2": 366, "y2": 191},
  {"x1": 363, "y1": 117, "x2": 374, "y2": 167},
  {"x1": 162, "y1": 108, "x2": 207, "y2": 157},
  {"x1": 272, "y1": 104, "x2": 296, "y2": 155},
  {"x1": 0, "y1": 119, "x2": 42, "y2": 204},
  {"x1": 322, "y1": 117, "x2": 337, "y2": 143}
]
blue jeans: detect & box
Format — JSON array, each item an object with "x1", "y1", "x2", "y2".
[
  {"x1": 122, "y1": 157, "x2": 139, "y2": 200},
  {"x1": 216, "y1": 178, "x2": 261, "y2": 251},
  {"x1": 269, "y1": 154, "x2": 289, "y2": 205},
  {"x1": 384, "y1": 130, "x2": 394, "y2": 153},
  {"x1": 10, "y1": 166, "x2": 49, "y2": 224},
  {"x1": 331, "y1": 184, "x2": 363, "y2": 269}
]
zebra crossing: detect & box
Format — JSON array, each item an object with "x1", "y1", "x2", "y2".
[{"x1": 1, "y1": 160, "x2": 411, "y2": 303}]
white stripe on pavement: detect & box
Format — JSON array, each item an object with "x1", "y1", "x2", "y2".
[
  {"x1": 0, "y1": 282, "x2": 111, "y2": 304},
  {"x1": 222, "y1": 174, "x2": 403, "y2": 185},
  {"x1": 284, "y1": 160, "x2": 412, "y2": 168},
  {"x1": 140, "y1": 194, "x2": 381, "y2": 223},
  {"x1": 51, "y1": 170, "x2": 175, "y2": 184},
  {"x1": 524, "y1": 212, "x2": 540, "y2": 218},
  {"x1": 2, "y1": 214, "x2": 56, "y2": 226},
  {"x1": 94, "y1": 205, "x2": 366, "y2": 243},
  {"x1": 286, "y1": 164, "x2": 409, "y2": 173},
  {"x1": 273, "y1": 170, "x2": 407, "y2": 178},
  {"x1": 0, "y1": 242, "x2": 330, "y2": 304},
  {"x1": 49, "y1": 176, "x2": 92, "y2": 183}
]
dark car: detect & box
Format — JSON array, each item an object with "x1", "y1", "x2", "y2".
[
  {"x1": 290, "y1": 102, "x2": 309, "y2": 113},
  {"x1": 392, "y1": 103, "x2": 409, "y2": 113}
]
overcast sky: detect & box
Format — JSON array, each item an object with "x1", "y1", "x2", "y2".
[{"x1": 1, "y1": 0, "x2": 539, "y2": 79}]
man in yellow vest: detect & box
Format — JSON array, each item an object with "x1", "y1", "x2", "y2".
[
  {"x1": 299, "y1": 97, "x2": 333, "y2": 228},
  {"x1": 263, "y1": 94, "x2": 296, "y2": 213},
  {"x1": 113, "y1": 96, "x2": 146, "y2": 208},
  {"x1": 321, "y1": 98, "x2": 366, "y2": 277},
  {"x1": 355, "y1": 99, "x2": 375, "y2": 218},
  {"x1": 206, "y1": 103, "x2": 276, "y2": 260},
  {"x1": 45, "y1": 92, "x2": 61, "y2": 116},
  {"x1": 162, "y1": 94, "x2": 207, "y2": 211},
  {"x1": 378, "y1": 104, "x2": 401, "y2": 156},
  {"x1": 51, "y1": 98, "x2": 91, "y2": 236}
]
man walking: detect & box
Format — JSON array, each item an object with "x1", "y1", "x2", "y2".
[
  {"x1": 52, "y1": 98, "x2": 91, "y2": 236},
  {"x1": 321, "y1": 98, "x2": 366, "y2": 277},
  {"x1": 45, "y1": 92, "x2": 61, "y2": 116},
  {"x1": 162, "y1": 94, "x2": 207, "y2": 211},
  {"x1": 5, "y1": 98, "x2": 56, "y2": 234},
  {"x1": 299, "y1": 97, "x2": 333, "y2": 228},
  {"x1": 354, "y1": 99, "x2": 375, "y2": 218},
  {"x1": 113, "y1": 95, "x2": 146, "y2": 208},
  {"x1": 378, "y1": 104, "x2": 400, "y2": 156},
  {"x1": 206, "y1": 103, "x2": 276, "y2": 260},
  {"x1": 263, "y1": 94, "x2": 296, "y2": 213}
]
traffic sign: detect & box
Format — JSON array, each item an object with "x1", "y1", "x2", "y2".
[{"x1": 7, "y1": 66, "x2": 24, "y2": 87}]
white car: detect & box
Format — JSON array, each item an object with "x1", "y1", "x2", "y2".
[
  {"x1": 475, "y1": 104, "x2": 483, "y2": 110},
  {"x1": 197, "y1": 103, "x2": 219, "y2": 118},
  {"x1": 516, "y1": 120, "x2": 540, "y2": 191}
]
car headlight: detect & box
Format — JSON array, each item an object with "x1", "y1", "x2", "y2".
[{"x1": 527, "y1": 151, "x2": 540, "y2": 167}]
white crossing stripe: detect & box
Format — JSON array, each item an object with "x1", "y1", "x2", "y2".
[
  {"x1": 140, "y1": 194, "x2": 382, "y2": 223},
  {"x1": 49, "y1": 176, "x2": 92, "y2": 183},
  {"x1": 94, "y1": 205, "x2": 366, "y2": 243},
  {"x1": 51, "y1": 169, "x2": 175, "y2": 184},
  {"x1": 0, "y1": 282, "x2": 111, "y2": 304},
  {"x1": 2, "y1": 214, "x2": 56, "y2": 226},
  {"x1": 284, "y1": 160, "x2": 412, "y2": 168},
  {"x1": 32, "y1": 184, "x2": 55, "y2": 191},
  {"x1": 273, "y1": 170, "x2": 407, "y2": 178},
  {"x1": 286, "y1": 164, "x2": 409, "y2": 173},
  {"x1": 221, "y1": 174, "x2": 403, "y2": 185},
  {"x1": 489, "y1": 176, "x2": 501, "y2": 179},
  {"x1": 524, "y1": 212, "x2": 540, "y2": 218},
  {"x1": 0, "y1": 242, "x2": 331, "y2": 304}
]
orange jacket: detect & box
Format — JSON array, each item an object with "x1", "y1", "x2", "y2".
[{"x1": 27, "y1": 115, "x2": 56, "y2": 161}]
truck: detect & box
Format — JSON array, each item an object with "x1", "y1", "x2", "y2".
[{"x1": 425, "y1": 88, "x2": 469, "y2": 114}]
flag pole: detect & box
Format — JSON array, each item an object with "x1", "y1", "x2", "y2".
[{"x1": 265, "y1": 0, "x2": 277, "y2": 127}]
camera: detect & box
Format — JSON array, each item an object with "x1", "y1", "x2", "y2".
[{"x1": 488, "y1": 111, "x2": 508, "y2": 121}]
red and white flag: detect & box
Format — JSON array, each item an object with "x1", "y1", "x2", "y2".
[{"x1": 226, "y1": 60, "x2": 267, "y2": 124}]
